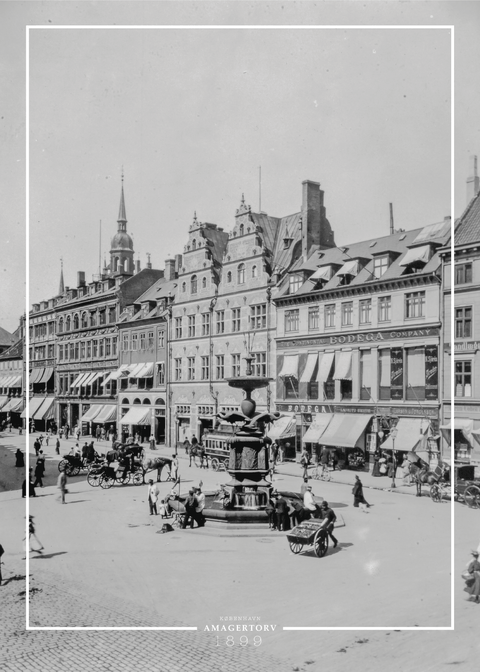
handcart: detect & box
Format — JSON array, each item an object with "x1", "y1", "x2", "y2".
[{"x1": 286, "y1": 519, "x2": 329, "y2": 557}]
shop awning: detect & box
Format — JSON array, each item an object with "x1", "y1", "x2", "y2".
[
  {"x1": 70, "y1": 373, "x2": 86, "y2": 390},
  {"x1": 300, "y1": 354, "x2": 318, "y2": 383},
  {"x1": 32, "y1": 397, "x2": 55, "y2": 420},
  {"x1": 1, "y1": 398, "x2": 23, "y2": 413},
  {"x1": 128, "y1": 363, "x2": 145, "y2": 378},
  {"x1": 317, "y1": 352, "x2": 335, "y2": 385},
  {"x1": 120, "y1": 406, "x2": 152, "y2": 426},
  {"x1": 399, "y1": 245, "x2": 431, "y2": 267},
  {"x1": 337, "y1": 260, "x2": 359, "y2": 276},
  {"x1": 102, "y1": 365, "x2": 131, "y2": 385},
  {"x1": 302, "y1": 413, "x2": 333, "y2": 443},
  {"x1": 38, "y1": 367, "x2": 53, "y2": 384},
  {"x1": 266, "y1": 414, "x2": 296, "y2": 440},
  {"x1": 95, "y1": 404, "x2": 117, "y2": 424},
  {"x1": 333, "y1": 351, "x2": 352, "y2": 380},
  {"x1": 310, "y1": 266, "x2": 334, "y2": 282},
  {"x1": 0, "y1": 395, "x2": 9, "y2": 409},
  {"x1": 381, "y1": 418, "x2": 429, "y2": 452},
  {"x1": 9, "y1": 375, "x2": 22, "y2": 388},
  {"x1": 278, "y1": 355, "x2": 299, "y2": 379},
  {"x1": 89, "y1": 371, "x2": 108, "y2": 385},
  {"x1": 81, "y1": 405, "x2": 104, "y2": 422},
  {"x1": 81, "y1": 372, "x2": 97, "y2": 387},
  {"x1": 440, "y1": 418, "x2": 474, "y2": 445},
  {"x1": 0, "y1": 376, "x2": 13, "y2": 387},
  {"x1": 319, "y1": 413, "x2": 372, "y2": 449},
  {"x1": 21, "y1": 396, "x2": 45, "y2": 419},
  {"x1": 29, "y1": 368, "x2": 44, "y2": 384}
]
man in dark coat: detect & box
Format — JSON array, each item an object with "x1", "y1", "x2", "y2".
[
  {"x1": 289, "y1": 499, "x2": 308, "y2": 527},
  {"x1": 352, "y1": 475, "x2": 370, "y2": 509},
  {"x1": 319, "y1": 501, "x2": 338, "y2": 548},
  {"x1": 274, "y1": 493, "x2": 290, "y2": 531},
  {"x1": 33, "y1": 451, "x2": 46, "y2": 488},
  {"x1": 182, "y1": 489, "x2": 198, "y2": 529}
]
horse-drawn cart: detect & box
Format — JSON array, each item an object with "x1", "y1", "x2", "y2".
[
  {"x1": 286, "y1": 519, "x2": 330, "y2": 557},
  {"x1": 429, "y1": 463, "x2": 480, "y2": 508}
]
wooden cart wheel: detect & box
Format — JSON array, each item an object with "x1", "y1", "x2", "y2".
[
  {"x1": 58, "y1": 459, "x2": 67, "y2": 472},
  {"x1": 210, "y1": 458, "x2": 220, "y2": 471},
  {"x1": 289, "y1": 540, "x2": 303, "y2": 554},
  {"x1": 313, "y1": 529, "x2": 329, "y2": 558},
  {"x1": 70, "y1": 465, "x2": 81, "y2": 477},
  {"x1": 133, "y1": 471, "x2": 144, "y2": 486},
  {"x1": 87, "y1": 471, "x2": 101, "y2": 487},
  {"x1": 100, "y1": 474, "x2": 115, "y2": 489},
  {"x1": 464, "y1": 485, "x2": 480, "y2": 509},
  {"x1": 430, "y1": 484, "x2": 442, "y2": 503}
]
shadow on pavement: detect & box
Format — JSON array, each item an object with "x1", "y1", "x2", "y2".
[
  {"x1": 2, "y1": 574, "x2": 26, "y2": 585},
  {"x1": 31, "y1": 551, "x2": 68, "y2": 560}
]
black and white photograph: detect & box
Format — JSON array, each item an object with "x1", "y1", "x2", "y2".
[{"x1": 1, "y1": 1, "x2": 480, "y2": 671}]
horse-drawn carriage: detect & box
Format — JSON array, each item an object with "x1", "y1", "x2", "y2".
[
  {"x1": 87, "y1": 461, "x2": 144, "y2": 488},
  {"x1": 58, "y1": 453, "x2": 102, "y2": 477},
  {"x1": 286, "y1": 519, "x2": 330, "y2": 557},
  {"x1": 430, "y1": 463, "x2": 480, "y2": 508}
]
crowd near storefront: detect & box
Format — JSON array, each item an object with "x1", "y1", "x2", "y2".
[{"x1": 18, "y1": 166, "x2": 480, "y2": 475}]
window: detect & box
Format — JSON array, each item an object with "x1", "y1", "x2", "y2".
[
  {"x1": 92, "y1": 340, "x2": 98, "y2": 358},
  {"x1": 373, "y1": 256, "x2": 389, "y2": 279},
  {"x1": 378, "y1": 296, "x2": 391, "y2": 322},
  {"x1": 49, "y1": 321, "x2": 55, "y2": 335},
  {"x1": 289, "y1": 274, "x2": 302, "y2": 293},
  {"x1": 202, "y1": 277, "x2": 207, "y2": 289},
  {"x1": 239, "y1": 223, "x2": 244, "y2": 235},
  {"x1": 174, "y1": 358, "x2": 182, "y2": 381},
  {"x1": 405, "y1": 291, "x2": 425, "y2": 319},
  {"x1": 237, "y1": 263, "x2": 245, "y2": 284},
  {"x1": 48, "y1": 344, "x2": 54, "y2": 358},
  {"x1": 158, "y1": 331, "x2": 165, "y2": 348},
  {"x1": 188, "y1": 315, "x2": 196, "y2": 338},
  {"x1": 455, "y1": 263, "x2": 472, "y2": 285},
  {"x1": 308, "y1": 307, "x2": 319, "y2": 330},
  {"x1": 231, "y1": 353, "x2": 241, "y2": 377},
  {"x1": 285, "y1": 309, "x2": 299, "y2": 332},
  {"x1": 201, "y1": 356, "x2": 210, "y2": 380},
  {"x1": 112, "y1": 338, "x2": 117, "y2": 357},
  {"x1": 285, "y1": 376, "x2": 299, "y2": 400},
  {"x1": 87, "y1": 341, "x2": 92, "y2": 358},
  {"x1": 105, "y1": 338, "x2": 111, "y2": 356},
  {"x1": 81, "y1": 312, "x2": 88, "y2": 328},
  {"x1": 58, "y1": 318, "x2": 64, "y2": 333},
  {"x1": 80, "y1": 341, "x2": 86, "y2": 359},
  {"x1": 455, "y1": 361, "x2": 472, "y2": 397},
  {"x1": 148, "y1": 331, "x2": 154, "y2": 348},
  {"x1": 74, "y1": 342, "x2": 79, "y2": 360},
  {"x1": 109, "y1": 307, "x2": 116, "y2": 323},
  {"x1": 99, "y1": 339, "x2": 104, "y2": 357},
  {"x1": 131, "y1": 333, "x2": 138, "y2": 351},
  {"x1": 90, "y1": 311, "x2": 97, "y2": 327},
  {"x1": 250, "y1": 304, "x2": 266, "y2": 329},
  {"x1": 341, "y1": 302, "x2": 353, "y2": 326},
  {"x1": 216, "y1": 310, "x2": 225, "y2": 334},
  {"x1": 325, "y1": 304, "x2": 335, "y2": 328},
  {"x1": 58, "y1": 345, "x2": 64, "y2": 361},
  {"x1": 359, "y1": 299, "x2": 372, "y2": 324},
  {"x1": 122, "y1": 333, "x2": 129, "y2": 351},
  {"x1": 216, "y1": 355, "x2": 225, "y2": 380},
  {"x1": 232, "y1": 308, "x2": 241, "y2": 332},
  {"x1": 140, "y1": 333, "x2": 146, "y2": 350},
  {"x1": 192, "y1": 239, "x2": 196, "y2": 250},
  {"x1": 405, "y1": 347, "x2": 425, "y2": 400},
  {"x1": 191, "y1": 275, "x2": 197, "y2": 294},
  {"x1": 175, "y1": 317, "x2": 183, "y2": 339},
  {"x1": 378, "y1": 349, "x2": 391, "y2": 400},
  {"x1": 157, "y1": 362, "x2": 165, "y2": 385},
  {"x1": 455, "y1": 307, "x2": 472, "y2": 338},
  {"x1": 202, "y1": 313, "x2": 210, "y2": 336},
  {"x1": 73, "y1": 314, "x2": 79, "y2": 330},
  {"x1": 99, "y1": 310, "x2": 106, "y2": 326},
  {"x1": 252, "y1": 352, "x2": 266, "y2": 377},
  {"x1": 66, "y1": 316, "x2": 71, "y2": 331},
  {"x1": 252, "y1": 265, "x2": 258, "y2": 278},
  {"x1": 360, "y1": 350, "x2": 372, "y2": 400},
  {"x1": 187, "y1": 357, "x2": 195, "y2": 381}
]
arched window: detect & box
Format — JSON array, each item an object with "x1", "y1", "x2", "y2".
[
  {"x1": 66, "y1": 315, "x2": 71, "y2": 331},
  {"x1": 239, "y1": 223, "x2": 244, "y2": 236},
  {"x1": 155, "y1": 398, "x2": 165, "y2": 406},
  {"x1": 191, "y1": 275, "x2": 198, "y2": 294},
  {"x1": 73, "y1": 314, "x2": 79, "y2": 330},
  {"x1": 90, "y1": 311, "x2": 97, "y2": 327},
  {"x1": 237, "y1": 263, "x2": 245, "y2": 284},
  {"x1": 252, "y1": 265, "x2": 258, "y2": 278},
  {"x1": 202, "y1": 277, "x2": 207, "y2": 288},
  {"x1": 192, "y1": 239, "x2": 197, "y2": 250},
  {"x1": 58, "y1": 317, "x2": 64, "y2": 333},
  {"x1": 227, "y1": 271, "x2": 232, "y2": 283},
  {"x1": 182, "y1": 282, "x2": 186, "y2": 292},
  {"x1": 143, "y1": 398, "x2": 151, "y2": 405},
  {"x1": 121, "y1": 398, "x2": 130, "y2": 405},
  {"x1": 81, "y1": 312, "x2": 88, "y2": 328},
  {"x1": 133, "y1": 398, "x2": 141, "y2": 405}
]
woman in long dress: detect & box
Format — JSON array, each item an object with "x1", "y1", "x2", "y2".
[{"x1": 467, "y1": 551, "x2": 480, "y2": 602}]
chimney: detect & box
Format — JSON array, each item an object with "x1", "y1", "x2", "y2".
[
  {"x1": 165, "y1": 258, "x2": 176, "y2": 281},
  {"x1": 175, "y1": 254, "x2": 183, "y2": 272},
  {"x1": 467, "y1": 155, "x2": 480, "y2": 204},
  {"x1": 135, "y1": 259, "x2": 141, "y2": 274},
  {"x1": 301, "y1": 180, "x2": 335, "y2": 261},
  {"x1": 77, "y1": 271, "x2": 85, "y2": 287}
]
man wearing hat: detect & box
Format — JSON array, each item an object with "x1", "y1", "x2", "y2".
[
  {"x1": 319, "y1": 501, "x2": 338, "y2": 548},
  {"x1": 182, "y1": 489, "x2": 199, "y2": 529},
  {"x1": 147, "y1": 479, "x2": 159, "y2": 515},
  {"x1": 466, "y1": 551, "x2": 480, "y2": 602},
  {"x1": 303, "y1": 485, "x2": 321, "y2": 519}
]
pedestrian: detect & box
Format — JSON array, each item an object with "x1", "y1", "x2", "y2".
[
  {"x1": 45, "y1": 433, "x2": 49, "y2": 446},
  {"x1": 15, "y1": 449, "x2": 24, "y2": 468},
  {"x1": 22, "y1": 468, "x2": 36, "y2": 498},
  {"x1": 149, "y1": 434, "x2": 156, "y2": 450},
  {"x1": 197, "y1": 442, "x2": 206, "y2": 469},
  {"x1": 265, "y1": 496, "x2": 277, "y2": 529},
  {"x1": 182, "y1": 489, "x2": 198, "y2": 529},
  {"x1": 352, "y1": 475, "x2": 370, "y2": 511},
  {"x1": 55, "y1": 437, "x2": 60, "y2": 455},
  {"x1": 183, "y1": 437, "x2": 191, "y2": 456},
  {"x1": 372, "y1": 449, "x2": 381, "y2": 477},
  {"x1": 33, "y1": 438, "x2": 41, "y2": 456},
  {"x1": 274, "y1": 492, "x2": 290, "y2": 531},
  {"x1": 195, "y1": 486, "x2": 206, "y2": 527},
  {"x1": 330, "y1": 447, "x2": 338, "y2": 471},
  {"x1": 300, "y1": 477, "x2": 309, "y2": 496},
  {"x1": 289, "y1": 499, "x2": 308, "y2": 527},
  {"x1": 189, "y1": 437, "x2": 199, "y2": 467},
  {"x1": 300, "y1": 449, "x2": 310, "y2": 480},
  {"x1": 33, "y1": 451, "x2": 46, "y2": 488},
  {"x1": 57, "y1": 466, "x2": 68, "y2": 504},
  {"x1": 170, "y1": 454, "x2": 179, "y2": 483},
  {"x1": 270, "y1": 441, "x2": 279, "y2": 471},
  {"x1": 0, "y1": 542, "x2": 4, "y2": 585},
  {"x1": 319, "y1": 501, "x2": 338, "y2": 548},
  {"x1": 466, "y1": 551, "x2": 480, "y2": 603},
  {"x1": 303, "y1": 485, "x2": 320, "y2": 519},
  {"x1": 28, "y1": 516, "x2": 44, "y2": 553},
  {"x1": 147, "y1": 479, "x2": 159, "y2": 515}
]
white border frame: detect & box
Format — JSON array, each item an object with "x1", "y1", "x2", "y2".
[{"x1": 25, "y1": 23, "x2": 455, "y2": 633}]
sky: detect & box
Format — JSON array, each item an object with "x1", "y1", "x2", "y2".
[{"x1": 1, "y1": 1, "x2": 480, "y2": 333}]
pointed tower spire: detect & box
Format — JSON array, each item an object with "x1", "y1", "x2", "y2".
[
  {"x1": 58, "y1": 258, "x2": 65, "y2": 295},
  {"x1": 117, "y1": 168, "x2": 127, "y2": 231}
]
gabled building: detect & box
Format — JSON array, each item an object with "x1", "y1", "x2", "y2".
[
  {"x1": 274, "y1": 216, "x2": 451, "y2": 464},
  {"x1": 169, "y1": 180, "x2": 335, "y2": 446},
  {"x1": 0, "y1": 319, "x2": 25, "y2": 427}
]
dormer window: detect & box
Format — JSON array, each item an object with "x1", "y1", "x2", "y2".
[
  {"x1": 289, "y1": 274, "x2": 303, "y2": 294},
  {"x1": 337, "y1": 260, "x2": 359, "y2": 285},
  {"x1": 309, "y1": 266, "x2": 334, "y2": 285},
  {"x1": 399, "y1": 245, "x2": 432, "y2": 274},
  {"x1": 373, "y1": 255, "x2": 389, "y2": 279}
]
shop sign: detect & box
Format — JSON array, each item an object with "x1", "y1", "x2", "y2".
[
  {"x1": 425, "y1": 345, "x2": 438, "y2": 400},
  {"x1": 445, "y1": 341, "x2": 480, "y2": 353},
  {"x1": 390, "y1": 347, "x2": 403, "y2": 400},
  {"x1": 275, "y1": 402, "x2": 438, "y2": 418},
  {"x1": 278, "y1": 326, "x2": 440, "y2": 349}
]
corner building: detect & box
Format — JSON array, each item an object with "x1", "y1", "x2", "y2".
[
  {"x1": 169, "y1": 181, "x2": 335, "y2": 447},
  {"x1": 274, "y1": 218, "x2": 451, "y2": 465}
]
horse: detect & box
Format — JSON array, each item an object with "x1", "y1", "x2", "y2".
[
  {"x1": 409, "y1": 462, "x2": 438, "y2": 497},
  {"x1": 143, "y1": 456, "x2": 173, "y2": 482}
]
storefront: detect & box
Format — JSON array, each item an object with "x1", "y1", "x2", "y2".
[
  {"x1": 266, "y1": 413, "x2": 297, "y2": 460},
  {"x1": 440, "y1": 404, "x2": 480, "y2": 465},
  {"x1": 120, "y1": 405, "x2": 152, "y2": 443}
]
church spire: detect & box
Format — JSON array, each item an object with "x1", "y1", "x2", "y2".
[
  {"x1": 58, "y1": 258, "x2": 65, "y2": 295},
  {"x1": 117, "y1": 169, "x2": 127, "y2": 231}
]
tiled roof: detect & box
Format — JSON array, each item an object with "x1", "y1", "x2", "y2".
[
  {"x1": 202, "y1": 225, "x2": 229, "y2": 266},
  {"x1": 0, "y1": 326, "x2": 15, "y2": 347},
  {"x1": 455, "y1": 191, "x2": 480, "y2": 247},
  {"x1": 252, "y1": 211, "x2": 303, "y2": 272},
  {"x1": 0, "y1": 338, "x2": 23, "y2": 360}
]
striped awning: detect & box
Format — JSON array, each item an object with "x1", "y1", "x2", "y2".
[
  {"x1": 90, "y1": 371, "x2": 109, "y2": 385},
  {"x1": 102, "y1": 365, "x2": 131, "y2": 386},
  {"x1": 0, "y1": 395, "x2": 9, "y2": 409},
  {"x1": 70, "y1": 373, "x2": 85, "y2": 390},
  {"x1": 381, "y1": 419, "x2": 429, "y2": 452},
  {"x1": 22, "y1": 396, "x2": 46, "y2": 419},
  {"x1": 8, "y1": 375, "x2": 22, "y2": 387},
  {"x1": 337, "y1": 260, "x2": 359, "y2": 276},
  {"x1": 399, "y1": 245, "x2": 431, "y2": 267},
  {"x1": 81, "y1": 372, "x2": 97, "y2": 387},
  {"x1": 128, "y1": 363, "x2": 146, "y2": 378},
  {"x1": 29, "y1": 368, "x2": 44, "y2": 384},
  {"x1": 309, "y1": 266, "x2": 334, "y2": 282},
  {"x1": 120, "y1": 406, "x2": 152, "y2": 426},
  {"x1": 300, "y1": 354, "x2": 318, "y2": 383},
  {"x1": 95, "y1": 404, "x2": 117, "y2": 424},
  {"x1": 267, "y1": 414, "x2": 296, "y2": 440},
  {"x1": 317, "y1": 352, "x2": 335, "y2": 385},
  {"x1": 302, "y1": 413, "x2": 334, "y2": 443},
  {"x1": 278, "y1": 355, "x2": 299, "y2": 379},
  {"x1": 32, "y1": 397, "x2": 55, "y2": 420},
  {"x1": 137, "y1": 362, "x2": 154, "y2": 378},
  {"x1": 319, "y1": 413, "x2": 372, "y2": 448},
  {"x1": 80, "y1": 405, "x2": 104, "y2": 422},
  {"x1": 38, "y1": 368, "x2": 53, "y2": 384},
  {"x1": 1, "y1": 398, "x2": 23, "y2": 413},
  {"x1": 333, "y1": 351, "x2": 352, "y2": 380}
]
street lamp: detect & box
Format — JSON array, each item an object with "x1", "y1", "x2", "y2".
[{"x1": 390, "y1": 426, "x2": 398, "y2": 488}]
